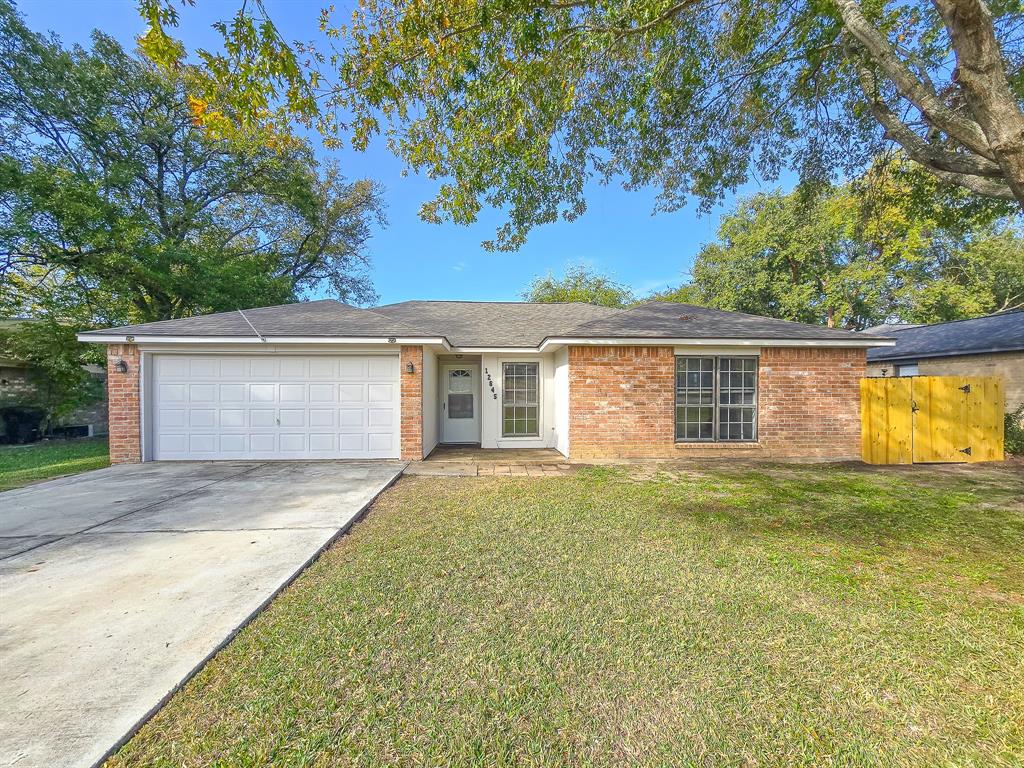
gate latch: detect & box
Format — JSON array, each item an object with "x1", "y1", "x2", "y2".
[
  {"x1": 959, "y1": 384, "x2": 972, "y2": 394},
  {"x1": 960, "y1": 446, "x2": 972, "y2": 456},
  {"x1": 911, "y1": 400, "x2": 919, "y2": 413}
]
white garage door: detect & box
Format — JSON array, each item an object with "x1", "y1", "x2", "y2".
[{"x1": 151, "y1": 355, "x2": 400, "y2": 460}]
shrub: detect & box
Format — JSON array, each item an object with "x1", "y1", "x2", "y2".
[{"x1": 1006, "y1": 406, "x2": 1024, "y2": 456}]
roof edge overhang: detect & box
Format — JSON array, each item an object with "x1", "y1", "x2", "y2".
[
  {"x1": 868, "y1": 345, "x2": 1024, "y2": 362},
  {"x1": 77, "y1": 333, "x2": 452, "y2": 350},
  {"x1": 537, "y1": 336, "x2": 896, "y2": 352}
]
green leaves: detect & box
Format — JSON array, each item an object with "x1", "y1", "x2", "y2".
[
  {"x1": 662, "y1": 161, "x2": 1023, "y2": 327},
  {"x1": 1, "y1": 3, "x2": 385, "y2": 332},
  {"x1": 522, "y1": 264, "x2": 636, "y2": 307}
]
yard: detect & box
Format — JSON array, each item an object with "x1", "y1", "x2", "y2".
[
  {"x1": 0, "y1": 437, "x2": 109, "y2": 491},
  {"x1": 108, "y1": 462, "x2": 1024, "y2": 767}
]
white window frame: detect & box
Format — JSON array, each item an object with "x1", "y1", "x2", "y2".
[{"x1": 501, "y1": 361, "x2": 541, "y2": 438}]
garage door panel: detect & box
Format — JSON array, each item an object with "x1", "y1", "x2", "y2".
[
  {"x1": 309, "y1": 409, "x2": 335, "y2": 427},
  {"x1": 189, "y1": 358, "x2": 218, "y2": 377},
  {"x1": 160, "y1": 384, "x2": 187, "y2": 403},
  {"x1": 279, "y1": 384, "x2": 307, "y2": 403},
  {"x1": 368, "y1": 384, "x2": 394, "y2": 403},
  {"x1": 280, "y1": 434, "x2": 306, "y2": 453},
  {"x1": 189, "y1": 409, "x2": 216, "y2": 427},
  {"x1": 220, "y1": 409, "x2": 246, "y2": 427},
  {"x1": 280, "y1": 358, "x2": 307, "y2": 377},
  {"x1": 367, "y1": 433, "x2": 395, "y2": 452},
  {"x1": 339, "y1": 409, "x2": 365, "y2": 428},
  {"x1": 309, "y1": 359, "x2": 336, "y2": 378},
  {"x1": 152, "y1": 354, "x2": 400, "y2": 460},
  {"x1": 250, "y1": 359, "x2": 278, "y2": 377},
  {"x1": 368, "y1": 357, "x2": 397, "y2": 379},
  {"x1": 250, "y1": 409, "x2": 276, "y2": 427},
  {"x1": 309, "y1": 384, "x2": 335, "y2": 402},
  {"x1": 220, "y1": 358, "x2": 247, "y2": 377},
  {"x1": 279, "y1": 409, "x2": 305, "y2": 427},
  {"x1": 219, "y1": 434, "x2": 247, "y2": 453},
  {"x1": 220, "y1": 384, "x2": 246, "y2": 402},
  {"x1": 338, "y1": 384, "x2": 363, "y2": 403},
  {"x1": 250, "y1": 384, "x2": 276, "y2": 403}
]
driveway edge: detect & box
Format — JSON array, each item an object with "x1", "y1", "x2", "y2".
[{"x1": 90, "y1": 463, "x2": 408, "y2": 768}]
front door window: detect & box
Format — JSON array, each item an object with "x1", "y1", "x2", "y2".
[{"x1": 447, "y1": 369, "x2": 474, "y2": 418}]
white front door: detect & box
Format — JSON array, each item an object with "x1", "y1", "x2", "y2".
[
  {"x1": 441, "y1": 364, "x2": 480, "y2": 444},
  {"x1": 151, "y1": 354, "x2": 400, "y2": 460}
]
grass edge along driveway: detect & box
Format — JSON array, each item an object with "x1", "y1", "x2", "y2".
[
  {"x1": 108, "y1": 462, "x2": 1024, "y2": 768},
  {"x1": 0, "y1": 437, "x2": 109, "y2": 491}
]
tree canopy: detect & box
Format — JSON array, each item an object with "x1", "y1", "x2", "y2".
[
  {"x1": 0, "y1": 1, "x2": 385, "y2": 329},
  {"x1": 522, "y1": 265, "x2": 636, "y2": 306},
  {"x1": 141, "y1": 0, "x2": 1024, "y2": 249},
  {"x1": 655, "y1": 164, "x2": 1024, "y2": 327}
]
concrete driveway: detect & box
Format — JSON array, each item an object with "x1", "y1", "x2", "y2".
[{"x1": 0, "y1": 460, "x2": 405, "y2": 768}]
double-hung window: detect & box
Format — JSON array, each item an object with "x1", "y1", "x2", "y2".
[
  {"x1": 502, "y1": 362, "x2": 539, "y2": 437},
  {"x1": 675, "y1": 356, "x2": 757, "y2": 442}
]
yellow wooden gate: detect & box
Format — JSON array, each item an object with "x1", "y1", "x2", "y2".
[{"x1": 861, "y1": 376, "x2": 1004, "y2": 464}]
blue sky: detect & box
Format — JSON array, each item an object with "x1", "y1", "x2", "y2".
[{"x1": 19, "y1": 0, "x2": 794, "y2": 305}]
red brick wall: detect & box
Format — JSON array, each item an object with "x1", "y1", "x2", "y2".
[
  {"x1": 106, "y1": 344, "x2": 141, "y2": 464},
  {"x1": 568, "y1": 346, "x2": 676, "y2": 458},
  {"x1": 400, "y1": 345, "x2": 423, "y2": 460},
  {"x1": 568, "y1": 345, "x2": 866, "y2": 460},
  {"x1": 758, "y1": 347, "x2": 865, "y2": 459}
]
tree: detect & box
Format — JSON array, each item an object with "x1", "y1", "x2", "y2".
[
  {"x1": 0, "y1": 2, "x2": 385, "y2": 329},
  {"x1": 140, "y1": 0, "x2": 1024, "y2": 250},
  {"x1": 522, "y1": 265, "x2": 635, "y2": 307},
  {"x1": 660, "y1": 164, "x2": 1024, "y2": 328}
]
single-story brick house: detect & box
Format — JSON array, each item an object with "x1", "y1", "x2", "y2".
[
  {"x1": 77, "y1": 300, "x2": 893, "y2": 463},
  {"x1": 865, "y1": 309, "x2": 1024, "y2": 414}
]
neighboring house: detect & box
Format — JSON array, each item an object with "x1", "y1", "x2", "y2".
[
  {"x1": 77, "y1": 300, "x2": 893, "y2": 464},
  {"x1": 864, "y1": 310, "x2": 1024, "y2": 413},
  {"x1": 0, "y1": 320, "x2": 108, "y2": 441}
]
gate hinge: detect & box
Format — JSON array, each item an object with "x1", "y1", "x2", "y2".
[
  {"x1": 959, "y1": 384, "x2": 971, "y2": 394},
  {"x1": 960, "y1": 446, "x2": 972, "y2": 456}
]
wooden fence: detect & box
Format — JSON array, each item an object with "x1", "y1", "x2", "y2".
[{"x1": 861, "y1": 376, "x2": 1004, "y2": 464}]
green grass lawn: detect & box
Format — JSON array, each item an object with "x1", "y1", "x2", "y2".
[
  {"x1": 0, "y1": 437, "x2": 109, "y2": 491},
  {"x1": 109, "y1": 463, "x2": 1024, "y2": 768}
]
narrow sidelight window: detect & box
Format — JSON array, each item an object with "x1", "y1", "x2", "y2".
[
  {"x1": 675, "y1": 356, "x2": 757, "y2": 442},
  {"x1": 502, "y1": 362, "x2": 539, "y2": 437}
]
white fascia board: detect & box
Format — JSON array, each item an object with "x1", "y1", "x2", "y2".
[
  {"x1": 452, "y1": 347, "x2": 540, "y2": 354},
  {"x1": 538, "y1": 337, "x2": 896, "y2": 351},
  {"x1": 77, "y1": 334, "x2": 451, "y2": 349}
]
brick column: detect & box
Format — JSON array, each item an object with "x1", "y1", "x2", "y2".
[
  {"x1": 400, "y1": 345, "x2": 423, "y2": 460},
  {"x1": 106, "y1": 343, "x2": 141, "y2": 463}
]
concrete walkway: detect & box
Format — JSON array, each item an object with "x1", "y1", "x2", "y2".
[
  {"x1": 406, "y1": 445, "x2": 575, "y2": 477},
  {"x1": 0, "y1": 460, "x2": 404, "y2": 768}
]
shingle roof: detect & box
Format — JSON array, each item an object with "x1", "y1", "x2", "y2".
[
  {"x1": 562, "y1": 302, "x2": 880, "y2": 342},
  {"x1": 78, "y1": 300, "x2": 429, "y2": 339},
  {"x1": 866, "y1": 309, "x2": 1024, "y2": 361},
  {"x1": 80, "y1": 298, "x2": 890, "y2": 348},
  {"x1": 371, "y1": 301, "x2": 620, "y2": 347}
]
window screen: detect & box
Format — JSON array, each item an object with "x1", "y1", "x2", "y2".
[
  {"x1": 675, "y1": 356, "x2": 757, "y2": 442},
  {"x1": 502, "y1": 362, "x2": 539, "y2": 437}
]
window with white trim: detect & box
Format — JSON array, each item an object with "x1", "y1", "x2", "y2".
[
  {"x1": 675, "y1": 356, "x2": 757, "y2": 442},
  {"x1": 502, "y1": 362, "x2": 539, "y2": 437}
]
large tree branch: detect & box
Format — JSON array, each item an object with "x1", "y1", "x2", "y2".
[
  {"x1": 834, "y1": 0, "x2": 995, "y2": 159},
  {"x1": 932, "y1": 0, "x2": 1024, "y2": 206},
  {"x1": 853, "y1": 55, "x2": 1006, "y2": 178},
  {"x1": 921, "y1": 164, "x2": 1018, "y2": 199}
]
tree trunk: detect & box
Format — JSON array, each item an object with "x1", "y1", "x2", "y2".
[{"x1": 933, "y1": 0, "x2": 1024, "y2": 208}]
